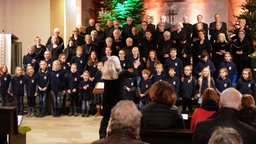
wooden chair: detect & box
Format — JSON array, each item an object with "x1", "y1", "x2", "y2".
[
  {"x1": 0, "y1": 106, "x2": 26, "y2": 144},
  {"x1": 140, "y1": 128, "x2": 194, "y2": 144}
]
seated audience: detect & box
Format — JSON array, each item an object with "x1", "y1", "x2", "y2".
[
  {"x1": 192, "y1": 88, "x2": 256, "y2": 144},
  {"x1": 191, "y1": 88, "x2": 219, "y2": 130},
  {"x1": 92, "y1": 100, "x2": 148, "y2": 144},
  {"x1": 208, "y1": 127, "x2": 243, "y2": 144},
  {"x1": 239, "y1": 94, "x2": 256, "y2": 129},
  {"x1": 141, "y1": 81, "x2": 185, "y2": 129}
]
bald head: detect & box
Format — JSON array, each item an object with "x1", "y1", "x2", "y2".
[
  {"x1": 109, "y1": 100, "x2": 142, "y2": 134},
  {"x1": 220, "y1": 88, "x2": 242, "y2": 110}
]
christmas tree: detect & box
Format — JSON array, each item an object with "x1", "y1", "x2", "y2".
[{"x1": 98, "y1": 0, "x2": 144, "y2": 29}]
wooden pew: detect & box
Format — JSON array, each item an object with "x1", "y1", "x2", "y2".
[
  {"x1": 140, "y1": 129, "x2": 194, "y2": 144},
  {"x1": 0, "y1": 106, "x2": 26, "y2": 144}
]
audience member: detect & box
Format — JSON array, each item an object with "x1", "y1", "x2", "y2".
[
  {"x1": 141, "y1": 81, "x2": 185, "y2": 129},
  {"x1": 239, "y1": 94, "x2": 256, "y2": 129},
  {"x1": 192, "y1": 87, "x2": 256, "y2": 144},
  {"x1": 208, "y1": 127, "x2": 243, "y2": 144},
  {"x1": 191, "y1": 88, "x2": 219, "y2": 130},
  {"x1": 92, "y1": 100, "x2": 148, "y2": 144}
]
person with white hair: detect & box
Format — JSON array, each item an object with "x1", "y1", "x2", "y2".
[
  {"x1": 46, "y1": 27, "x2": 64, "y2": 48},
  {"x1": 192, "y1": 87, "x2": 256, "y2": 144},
  {"x1": 92, "y1": 100, "x2": 148, "y2": 144},
  {"x1": 171, "y1": 22, "x2": 186, "y2": 44},
  {"x1": 208, "y1": 127, "x2": 243, "y2": 144},
  {"x1": 98, "y1": 56, "x2": 141, "y2": 139}
]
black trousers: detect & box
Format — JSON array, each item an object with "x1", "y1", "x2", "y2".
[{"x1": 99, "y1": 115, "x2": 110, "y2": 139}]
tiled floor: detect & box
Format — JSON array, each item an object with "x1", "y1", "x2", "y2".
[{"x1": 22, "y1": 115, "x2": 102, "y2": 144}]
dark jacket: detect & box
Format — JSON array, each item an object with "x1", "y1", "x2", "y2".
[
  {"x1": 141, "y1": 101, "x2": 185, "y2": 129},
  {"x1": 70, "y1": 55, "x2": 87, "y2": 75},
  {"x1": 34, "y1": 44, "x2": 46, "y2": 61},
  {"x1": 102, "y1": 70, "x2": 138, "y2": 117},
  {"x1": 192, "y1": 107, "x2": 256, "y2": 144},
  {"x1": 50, "y1": 70, "x2": 66, "y2": 93},
  {"x1": 37, "y1": 70, "x2": 50, "y2": 90},
  {"x1": 24, "y1": 74, "x2": 38, "y2": 97},
  {"x1": 215, "y1": 77, "x2": 232, "y2": 93},
  {"x1": 164, "y1": 57, "x2": 183, "y2": 79},
  {"x1": 236, "y1": 78, "x2": 256, "y2": 99},
  {"x1": 239, "y1": 108, "x2": 256, "y2": 129},
  {"x1": 9, "y1": 75, "x2": 25, "y2": 97},
  {"x1": 180, "y1": 75, "x2": 197, "y2": 99},
  {"x1": 0, "y1": 74, "x2": 11, "y2": 96},
  {"x1": 92, "y1": 128, "x2": 148, "y2": 144},
  {"x1": 219, "y1": 60, "x2": 237, "y2": 83}
]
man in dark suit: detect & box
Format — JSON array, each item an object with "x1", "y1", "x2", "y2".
[
  {"x1": 209, "y1": 13, "x2": 227, "y2": 38},
  {"x1": 160, "y1": 15, "x2": 172, "y2": 32},
  {"x1": 192, "y1": 14, "x2": 208, "y2": 39},
  {"x1": 192, "y1": 88, "x2": 256, "y2": 144},
  {"x1": 145, "y1": 15, "x2": 156, "y2": 33},
  {"x1": 122, "y1": 16, "x2": 135, "y2": 40}
]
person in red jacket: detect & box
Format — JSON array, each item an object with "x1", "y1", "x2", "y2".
[{"x1": 190, "y1": 88, "x2": 219, "y2": 130}]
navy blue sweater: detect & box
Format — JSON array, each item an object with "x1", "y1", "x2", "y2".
[
  {"x1": 180, "y1": 76, "x2": 197, "y2": 98},
  {"x1": 9, "y1": 75, "x2": 25, "y2": 96},
  {"x1": 236, "y1": 78, "x2": 256, "y2": 99},
  {"x1": 164, "y1": 57, "x2": 183, "y2": 79},
  {"x1": 50, "y1": 70, "x2": 66, "y2": 93},
  {"x1": 166, "y1": 76, "x2": 180, "y2": 97},
  {"x1": 24, "y1": 74, "x2": 38, "y2": 97},
  {"x1": 37, "y1": 70, "x2": 50, "y2": 90},
  {"x1": 0, "y1": 74, "x2": 11, "y2": 96},
  {"x1": 71, "y1": 56, "x2": 87, "y2": 75},
  {"x1": 67, "y1": 72, "x2": 82, "y2": 91},
  {"x1": 216, "y1": 77, "x2": 232, "y2": 93}
]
